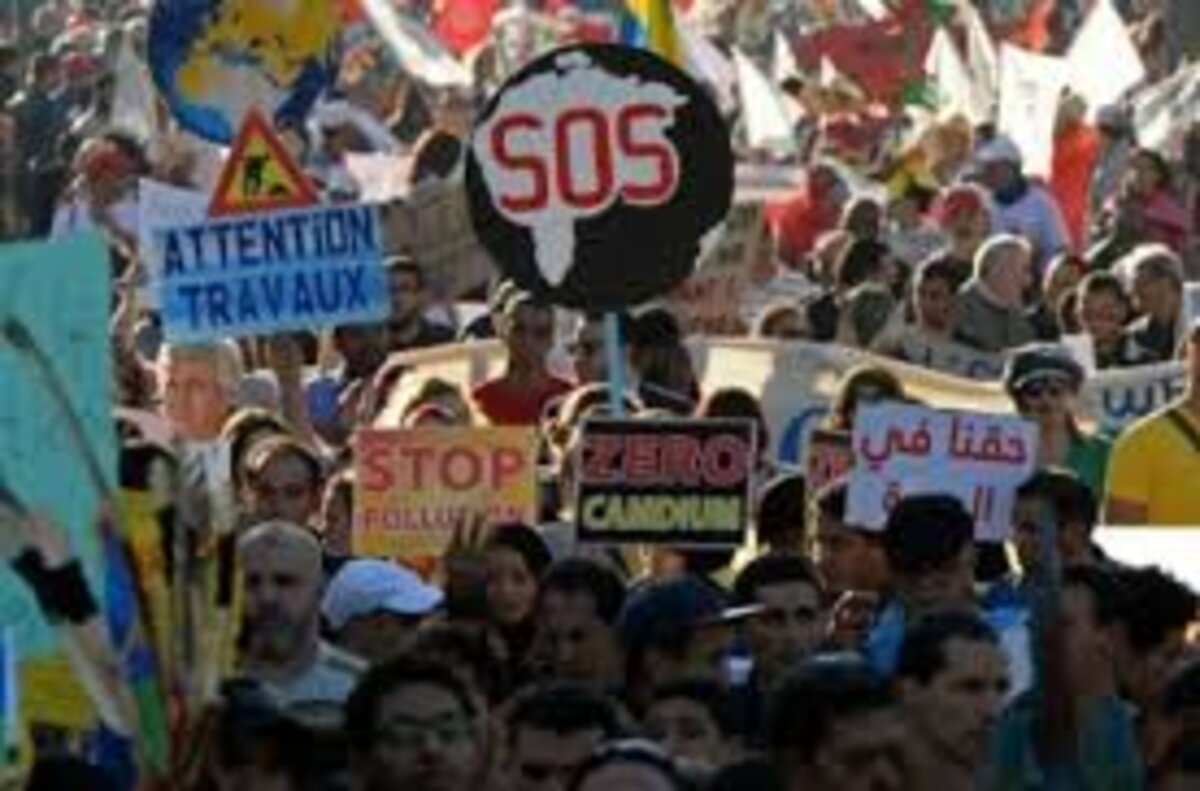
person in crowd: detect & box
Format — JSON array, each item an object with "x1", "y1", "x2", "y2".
[
  {"x1": 504, "y1": 682, "x2": 622, "y2": 791},
  {"x1": 484, "y1": 522, "x2": 553, "y2": 678},
  {"x1": 985, "y1": 565, "x2": 1146, "y2": 790},
  {"x1": 695, "y1": 387, "x2": 773, "y2": 481},
  {"x1": 1111, "y1": 566, "x2": 1198, "y2": 712},
  {"x1": 1030, "y1": 252, "x2": 1086, "y2": 340},
  {"x1": 1075, "y1": 270, "x2": 1146, "y2": 369},
  {"x1": 239, "y1": 521, "x2": 364, "y2": 710},
  {"x1": 158, "y1": 341, "x2": 244, "y2": 443},
  {"x1": 1003, "y1": 344, "x2": 1111, "y2": 494},
  {"x1": 617, "y1": 576, "x2": 736, "y2": 712},
  {"x1": 769, "y1": 161, "x2": 848, "y2": 270},
  {"x1": 1145, "y1": 656, "x2": 1200, "y2": 790},
  {"x1": 385, "y1": 256, "x2": 455, "y2": 352},
  {"x1": 1050, "y1": 93, "x2": 1101, "y2": 251},
  {"x1": 222, "y1": 407, "x2": 291, "y2": 495},
  {"x1": 866, "y1": 495, "x2": 1032, "y2": 697},
  {"x1": 930, "y1": 183, "x2": 993, "y2": 291},
  {"x1": 824, "y1": 363, "x2": 906, "y2": 433},
  {"x1": 1124, "y1": 244, "x2": 1185, "y2": 362},
  {"x1": 7, "y1": 52, "x2": 66, "y2": 235},
  {"x1": 731, "y1": 555, "x2": 825, "y2": 741},
  {"x1": 1119, "y1": 147, "x2": 1190, "y2": 254},
  {"x1": 1105, "y1": 320, "x2": 1200, "y2": 524},
  {"x1": 567, "y1": 312, "x2": 631, "y2": 386},
  {"x1": 566, "y1": 740, "x2": 690, "y2": 791},
  {"x1": 885, "y1": 181, "x2": 943, "y2": 269},
  {"x1": 345, "y1": 656, "x2": 495, "y2": 791},
  {"x1": 752, "y1": 301, "x2": 809, "y2": 340},
  {"x1": 754, "y1": 473, "x2": 807, "y2": 556},
  {"x1": 836, "y1": 282, "x2": 896, "y2": 350},
  {"x1": 473, "y1": 291, "x2": 572, "y2": 425},
  {"x1": 839, "y1": 194, "x2": 883, "y2": 242},
  {"x1": 534, "y1": 557, "x2": 626, "y2": 692},
  {"x1": 809, "y1": 480, "x2": 889, "y2": 597},
  {"x1": 241, "y1": 435, "x2": 325, "y2": 527},
  {"x1": 973, "y1": 135, "x2": 1069, "y2": 267},
  {"x1": 1090, "y1": 104, "x2": 1135, "y2": 227},
  {"x1": 895, "y1": 612, "x2": 1010, "y2": 789},
  {"x1": 409, "y1": 622, "x2": 511, "y2": 709},
  {"x1": 952, "y1": 234, "x2": 1037, "y2": 353},
  {"x1": 766, "y1": 653, "x2": 904, "y2": 791},
  {"x1": 876, "y1": 254, "x2": 959, "y2": 360},
  {"x1": 628, "y1": 308, "x2": 699, "y2": 415},
  {"x1": 645, "y1": 680, "x2": 740, "y2": 776},
  {"x1": 321, "y1": 558, "x2": 444, "y2": 664}
]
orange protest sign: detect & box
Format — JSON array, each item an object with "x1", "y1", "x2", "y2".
[
  {"x1": 208, "y1": 110, "x2": 320, "y2": 217},
  {"x1": 354, "y1": 427, "x2": 540, "y2": 557}
]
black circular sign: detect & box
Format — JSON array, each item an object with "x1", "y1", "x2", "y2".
[{"x1": 465, "y1": 44, "x2": 734, "y2": 311}]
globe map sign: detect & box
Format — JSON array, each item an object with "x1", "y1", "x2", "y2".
[{"x1": 148, "y1": 0, "x2": 342, "y2": 143}]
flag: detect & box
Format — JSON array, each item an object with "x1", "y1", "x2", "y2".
[
  {"x1": 924, "y1": 27, "x2": 989, "y2": 123},
  {"x1": 1065, "y1": 0, "x2": 1144, "y2": 117},
  {"x1": 998, "y1": 44, "x2": 1069, "y2": 177},
  {"x1": 732, "y1": 47, "x2": 796, "y2": 156},
  {"x1": 621, "y1": 0, "x2": 682, "y2": 66}
]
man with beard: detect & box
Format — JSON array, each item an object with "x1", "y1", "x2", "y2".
[{"x1": 239, "y1": 521, "x2": 364, "y2": 709}]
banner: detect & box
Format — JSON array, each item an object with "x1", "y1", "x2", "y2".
[
  {"x1": 847, "y1": 404, "x2": 1037, "y2": 541},
  {"x1": 156, "y1": 203, "x2": 391, "y2": 341},
  {"x1": 998, "y1": 43, "x2": 1068, "y2": 177},
  {"x1": 576, "y1": 418, "x2": 755, "y2": 546},
  {"x1": 666, "y1": 200, "x2": 768, "y2": 336},
  {"x1": 355, "y1": 427, "x2": 539, "y2": 556},
  {"x1": 0, "y1": 234, "x2": 113, "y2": 655}
]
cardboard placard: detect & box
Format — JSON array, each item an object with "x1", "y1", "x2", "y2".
[
  {"x1": 847, "y1": 404, "x2": 1037, "y2": 542},
  {"x1": 156, "y1": 203, "x2": 391, "y2": 341},
  {"x1": 576, "y1": 418, "x2": 755, "y2": 546},
  {"x1": 354, "y1": 427, "x2": 540, "y2": 556}
]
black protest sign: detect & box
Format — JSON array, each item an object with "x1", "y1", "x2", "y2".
[
  {"x1": 576, "y1": 418, "x2": 755, "y2": 546},
  {"x1": 465, "y1": 44, "x2": 734, "y2": 311}
]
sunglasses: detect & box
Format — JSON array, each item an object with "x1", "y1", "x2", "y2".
[{"x1": 1018, "y1": 380, "x2": 1068, "y2": 400}]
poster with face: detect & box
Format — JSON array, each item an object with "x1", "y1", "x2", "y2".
[{"x1": 465, "y1": 44, "x2": 734, "y2": 311}]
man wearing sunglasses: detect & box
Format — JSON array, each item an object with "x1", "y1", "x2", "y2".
[
  {"x1": 1106, "y1": 319, "x2": 1200, "y2": 525},
  {"x1": 1003, "y1": 344, "x2": 1111, "y2": 497}
]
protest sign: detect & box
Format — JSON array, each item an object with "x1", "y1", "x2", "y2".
[
  {"x1": 806, "y1": 429, "x2": 854, "y2": 497},
  {"x1": 147, "y1": 0, "x2": 342, "y2": 143},
  {"x1": 137, "y1": 179, "x2": 210, "y2": 308},
  {"x1": 355, "y1": 427, "x2": 539, "y2": 557},
  {"x1": 576, "y1": 418, "x2": 755, "y2": 546},
  {"x1": 0, "y1": 234, "x2": 112, "y2": 655},
  {"x1": 209, "y1": 111, "x2": 321, "y2": 217},
  {"x1": 466, "y1": 43, "x2": 734, "y2": 310},
  {"x1": 847, "y1": 404, "x2": 1038, "y2": 541},
  {"x1": 998, "y1": 44, "x2": 1068, "y2": 177},
  {"x1": 156, "y1": 203, "x2": 391, "y2": 342},
  {"x1": 666, "y1": 201, "x2": 767, "y2": 336}
]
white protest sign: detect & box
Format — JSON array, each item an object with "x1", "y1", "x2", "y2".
[
  {"x1": 732, "y1": 47, "x2": 797, "y2": 155},
  {"x1": 847, "y1": 403, "x2": 1037, "y2": 541},
  {"x1": 1065, "y1": 0, "x2": 1144, "y2": 118},
  {"x1": 998, "y1": 44, "x2": 1068, "y2": 177},
  {"x1": 137, "y1": 179, "x2": 210, "y2": 308}
]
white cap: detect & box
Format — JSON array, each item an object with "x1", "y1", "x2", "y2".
[
  {"x1": 321, "y1": 559, "x2": 444, "y2": 631},
  {"x1": 974, "y1": 135, "x2": 1023, "y2": 167}
]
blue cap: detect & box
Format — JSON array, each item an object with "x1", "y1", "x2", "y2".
[{"x1": 617, "y1": 576, "x2": 728, "y2": 652}]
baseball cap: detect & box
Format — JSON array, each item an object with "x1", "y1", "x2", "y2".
[
  {"x1": 974, "y1": 135, "x2": 1023, "y2": 167},
  {"x1": 618, "y1": 576, "x2": 759, "y2": 653},
  {"x1": 1003, "y1": 343, "x2": 1085, "y2": 396},
  {"x1": 1096, "y1": 104, "x2": 1130, "y2": 132},
  {"x1": 321, "y1": 559, "x2": 444, "y2": 631}
]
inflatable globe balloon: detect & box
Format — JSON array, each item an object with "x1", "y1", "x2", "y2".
[{"x1": 148, "y1": 0, "x2": 342, "y2": 144}]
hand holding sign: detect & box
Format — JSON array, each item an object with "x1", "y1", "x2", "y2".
[{"x1": 467, "y1": 44, "x2": 733, "y2": 310}]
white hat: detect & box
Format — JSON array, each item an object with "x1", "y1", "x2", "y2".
[
  {"x1": 322, "y1": 559, "x2": 444, "y2": 631},
  {"x1": 974, "y1": 135, "x2": 1023, "y2": 167}
]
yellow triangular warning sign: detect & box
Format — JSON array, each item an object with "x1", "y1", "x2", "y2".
[{"x1": 209, "y1": 110, "x2": 320, "y2": 217}]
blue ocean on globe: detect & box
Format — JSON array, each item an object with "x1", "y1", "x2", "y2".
[{"x1": 148, "y1": 0, "x2": 341, "y2": 143}]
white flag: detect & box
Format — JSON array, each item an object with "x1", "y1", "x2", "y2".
[
  {"x1": 1066, "y1": 0, "x2": 1144, "y2": 116},
  {"x1": 679, "y1": 23, "x2": 738, "y2": 114},
  {"x1": 359, "y1": 0, "x2": 473, "y2": 89},
  {"x1": 109, "y1": 36, "x2": 157, "y2": 141},
  {"x1": 925, "y1": 28, "x2": 988, "y2": 124},
  {"x1": 772, "y1": 31, "x2": 799, "y2": 84},
  {"x1": 1131, "y1": 62, "x2": 1200, "y2": 152},
  {"x1": 732, "y1": 47, "x2": 796, "y2": 155},
  {"x1": 998, "y1": 44, "x2": 1069, "y2": 178},
  {"x1": 962, "y1": 1, "x2": 998, "y2": 112}
]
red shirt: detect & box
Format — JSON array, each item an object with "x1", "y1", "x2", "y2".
[{"x1": 473, "y1": 376, "x2": 573, "y2": 426}]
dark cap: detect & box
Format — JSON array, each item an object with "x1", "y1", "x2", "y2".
[
  {"x1": 618, "y1": 575, "x2": 728, "y2": 652},
  {"x1": 1003, "y1": 343, "x2": 1084, "y2": 397}
]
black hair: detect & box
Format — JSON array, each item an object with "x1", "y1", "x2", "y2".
[
  {"x1": 836, "y1": 238, "x2": 890, "y2": 292},
  {"x1": 408, "y1": 622, "x2": 510, "y2": 705},
  {"x1": 1062, "y1": 565, "x2": 1124, "y2": 627},
  {"x1": 650, "y1": 679, "x2": 740, "y2": 738},
  {"x1": 541, "y1": 557, "x2": 626, "y2": 625},
  {"x1": 484, "y1": 522, "x2": 553, "y2": 580},
  {"x1": 708, "y1": 757, "x2": 786, "y2": 791},
  {"x1": 345, "y1": 656, "x2": 479, "y2": 754},
  {"x1": 567, "y1": 740, "x2": 689, "y2": 791},
  {"x1": 386, "y1": 255, "x2": 425, "y2": 287},
  {"x1": 1113, "y1": 566, "x2": 1198, "y2": 654},
  {"x1": 915, "y1": 255, "x2": 959, "y2": 290},
  {"x1": 1016, "y1": 468, "x2": 1098, "y2": 533},
  {"x1": 508, "y1": 682, "x2": 621, "y2": 745},
  {"x1": 813, "y1": 478, "x2": 849, "y2": 522},
  {"x1": 630, "y1": 308, "x2": 684, "y2": 350},
  {"x1": 756, "y1": 473, "x2": 807, "y2": 549},
  {"x1": 1078, "y1": 270, "x2": 1130, "y2": 308},
  {"x1": 409, "y1": 128, "x2": 463, "y2": 186},
  {"x1": 883, "y1": 494, "x2": 973, "y2": 576},
  {"x1": 896, "y1": 611, "x2": 999, "y2": 685},
  {"x1": 766, "y1": 653, "x2": 892, "y2": 764},
  {"x1": 733, "y1": 555, "x2": 821, "y2": 607},
  {"x1": 1163, "y1": 655, "x2": 1200, "y2": 715},
  {"x1": 695, "y1": 387, "x2": 769, "y2": 456}
]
